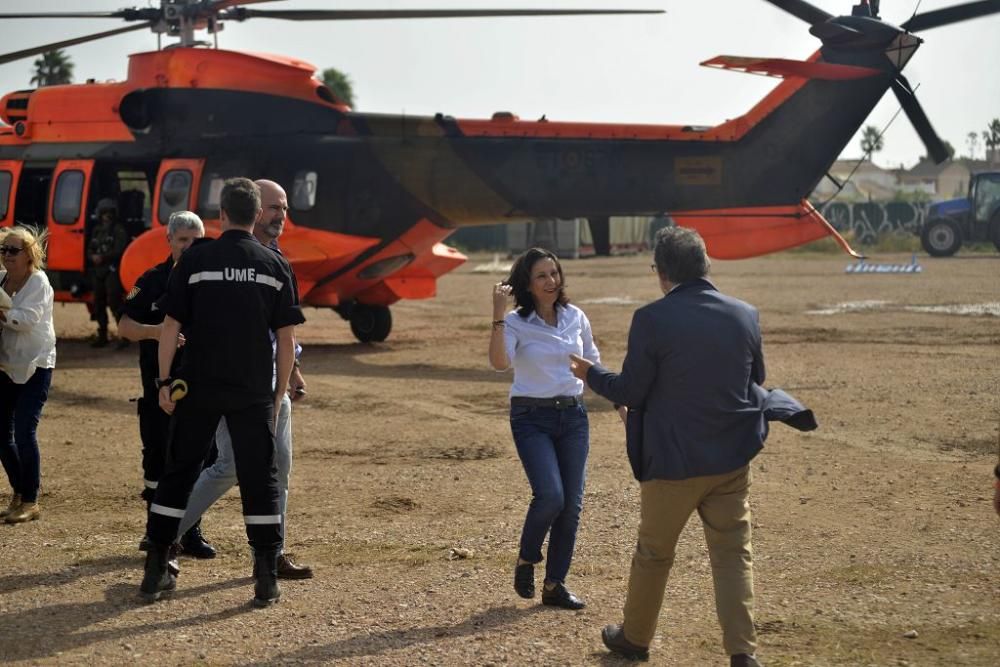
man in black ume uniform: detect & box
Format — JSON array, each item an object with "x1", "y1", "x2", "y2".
[{"x1": 140, "y1": 178, "x2": 305, "y2": 607}]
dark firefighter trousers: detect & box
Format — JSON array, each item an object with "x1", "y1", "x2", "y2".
[{"x1": 146, "y1": 389, "x2": 282, "y2": 551}]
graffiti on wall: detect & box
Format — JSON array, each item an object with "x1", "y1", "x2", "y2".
[{"x1": 813, "y1": 201, "x2": 926, "y2": 244}]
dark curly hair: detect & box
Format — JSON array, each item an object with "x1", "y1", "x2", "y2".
[{"x1": 504, "y1": 247, "x2": 569, "y2": 318}]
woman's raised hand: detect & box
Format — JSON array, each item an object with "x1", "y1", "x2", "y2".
[{"x1": 493, "y1": 282, "x2": 513, "y2": 319}]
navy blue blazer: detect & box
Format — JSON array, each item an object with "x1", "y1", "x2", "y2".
[{"x1": 588, "y1": 278, "x2": 774, "y2": 481}]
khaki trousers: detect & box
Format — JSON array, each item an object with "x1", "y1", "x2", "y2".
[{"x1": 622, "y1": 465, "x2": 756, "y2": 656}]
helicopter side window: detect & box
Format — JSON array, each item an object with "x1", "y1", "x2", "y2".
[
  {"x1": 199, "y1": 175, "x2": 227, "y2": 219},
  {"x1": 0, "y1": 171, "x2": 11, "y2": 219},
  {"x1": 291, "y1": 171, "x2": 317, "y2": 211},
  {"x1": 52, "y1": 170, "x2": 85, "y2": 224},
  {"x1": 158, "y1": 169, "x2": 193, "y2": 224}
]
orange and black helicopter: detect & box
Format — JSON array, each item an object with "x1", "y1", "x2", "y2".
[{"x1": 1, "y1": 0, "x2": 998, "y2": 341}]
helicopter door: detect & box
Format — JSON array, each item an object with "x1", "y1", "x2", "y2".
[
  {"x1": 0, "y1": 160, "x2": 20, "y2": 227},
  {"x1": 153, "y1": 159, "x2": 204, "y2": 226},
  {"x1": 46, "y1": 159, "x2": 94, "y2": 271}
]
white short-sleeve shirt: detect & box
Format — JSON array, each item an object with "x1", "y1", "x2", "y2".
[{"x1": 502, "y1": 303, "x2": 600, "y2": 399}]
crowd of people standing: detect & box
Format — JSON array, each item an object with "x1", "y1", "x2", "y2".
[{"x1": 7, "y1": 189, "x2": 998, "y2": 663}]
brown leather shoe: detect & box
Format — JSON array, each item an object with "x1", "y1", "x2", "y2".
[
  {"x1": 5, "y1": 502, "x2": 39, "y2": 524},
  {"x1": 0, "y1": 493, "x2": 21, "y2": 518},
  {"x1": 601, "y1": 624, "x2": 649, "y2": 661},
  {"x1": 731, "y1": 654, "x2": 762, "y2": 667},
  {"x1": 276, "y1": 553, "x2": 313, "y2": 579}
]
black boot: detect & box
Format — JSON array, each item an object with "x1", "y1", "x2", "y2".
[
  {"x1": 252, "y1": 549, "x2": 281, "y2": 608},
  {"x1": 180, "y1": 521, "x2": 216, "y2": 559},
  {"x1": 139, "y1": 543, "x2": 177, "y2": 603},
  {"x1": 91, "y1": 327, "x2": 109, "y2": 348}
]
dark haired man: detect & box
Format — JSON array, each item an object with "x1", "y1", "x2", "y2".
[
  {"x1": 140, "y1": 178, "x2": 305, "y2": 608},
  {"x1": 571, "y1": 227, "x2": 767, "y2": 666},
  {"x1": 175, "y1": 179, "x2": 313, "y2": 580}
]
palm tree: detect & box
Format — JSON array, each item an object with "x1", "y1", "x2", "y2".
[
  {"x1": 983, "y1": 118, "x2": 1000, "y2": 163},
  {"x1": 30, "y1": 49, "x2": 74, "y2": 87},
  {"x1": 859, "y1": 125, "x2": 883, "y2": 157},
  {"x1": 966, "y1": 131, "x2": 980, "y2": 159},
  {"x1": 321, "y1": 67, "x2": 355, "y2": 107}
]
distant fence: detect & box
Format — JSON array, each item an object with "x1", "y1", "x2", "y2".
[
  {"x1": 448, "y1": 202, "x2": 930, "y2": 252},
  {"x1": 813, "y1": 201, "x2": 926, "y2": 244}
]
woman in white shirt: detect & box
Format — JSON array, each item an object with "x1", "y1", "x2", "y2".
[
  {"x1": 0, "y1": 226, "x2": 56, "y2": 524},
  {"x1": 489, "y1": 247, "x2": 601, "y2": 610}
]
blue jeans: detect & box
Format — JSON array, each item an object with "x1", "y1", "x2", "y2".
[
  {"x1": 510, "y1": 402, "x2": 589, "y2": 584},
  {"x1": 0, "y1": 367, "x2": 52, "y2": 504}
]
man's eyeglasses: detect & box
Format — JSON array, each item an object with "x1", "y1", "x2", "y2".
[{"x1": 0, "y1": 245, "x2": 24, "y2": 257}]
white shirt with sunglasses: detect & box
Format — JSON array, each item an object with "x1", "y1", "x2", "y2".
[{"x1": 0, "y1": 270, "x2": 57, "y2": 384}]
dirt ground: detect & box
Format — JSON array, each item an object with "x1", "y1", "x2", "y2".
[{"x1": 0, "y1": 251, "x2": 997, "y2": 666}]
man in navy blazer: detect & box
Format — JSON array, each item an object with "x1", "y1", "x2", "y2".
[{"x1": 570, "y1": 227, "x2": 768, "y2": 667}]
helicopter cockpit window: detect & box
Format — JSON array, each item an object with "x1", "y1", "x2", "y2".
[
  {"x1": 53, "y1": 170, "x2": 85, "y2": 224},
  {"x1": 291, "y1": 171, "x2": 317, "y2": 211},
  {"x1": 0, "y1": 171, "x2": 11, "y2": 219},
  {"x1": 158, "y1": 169, "x2": 193, "y2": 224}
]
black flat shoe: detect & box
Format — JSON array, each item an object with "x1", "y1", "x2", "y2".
[
  {"x1": 514, "y1": 562, "x2": 535, "y2": 599},
  {"x1": 601, "y1": 624, "x2": 649, "y2": 661},
  {"x1": 541, "y1": 582, "x2": 586, "y2": 610}
]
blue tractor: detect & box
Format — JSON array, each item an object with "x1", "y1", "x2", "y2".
[{"x1": 920, "y1": 171, "x2": 1000, "y2": 256}]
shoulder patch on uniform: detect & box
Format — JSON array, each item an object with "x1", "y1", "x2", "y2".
[{"x1": 126, "y1": 286, "x2": 141, "y2": 301}]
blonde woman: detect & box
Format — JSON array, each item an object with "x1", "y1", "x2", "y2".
[{"x1": 0, "y1": 226, "x2": 56, "y2": 523}]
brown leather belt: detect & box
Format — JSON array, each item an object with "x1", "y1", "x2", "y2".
[{"x1": 510, "y1": 395, "x2": 582, "y2": 409}]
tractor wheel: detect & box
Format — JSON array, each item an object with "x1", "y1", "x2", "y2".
[
  {"x1": 991, "y1": 214, "x2": 1000, "y2": 253},
  {"x1": 920, "y1": 218, "x2": 962, "y2": 257},
  {"x1": 349, "y1": 304, "x2": 392, "y2": 343}
]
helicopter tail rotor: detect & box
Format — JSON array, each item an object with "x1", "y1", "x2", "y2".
[{"x1": 763, "y1": 0, "x2": 1000, "y2": 163}]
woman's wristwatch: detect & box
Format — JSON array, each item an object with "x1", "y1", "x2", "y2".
[{"x1": 155, "y1": 377, "x2": 174, "y2": 390}]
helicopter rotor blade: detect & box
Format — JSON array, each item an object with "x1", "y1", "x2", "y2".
[
  {"x1": 209, "y1": 0, "x2": 284, "y2": 10},
  {"x1": 0, "y1": 12, "x2": 130, "y2": 19},
  {"x1": 900, "y1": 0, "x2": 1000, "y2": 32},
  {"x1": 891, "y1": 75, "x2": 950, "y2": 164},
  {"x1": 0, "y1": 22, "x2": 152, "y2": 67},
  {"x1": 761, "y1": 0, "x2": 832, "y2": 26},
  {"x1": 232, "y1": 8, "x2": 664, "y2": 22}
]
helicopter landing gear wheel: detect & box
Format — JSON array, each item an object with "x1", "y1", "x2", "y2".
[
  {"x1": 920, "y1": 218, "x2": 961, "y2": 257},
  {"x1": 350, "y1": 304, "x2": 392, "y2": 343}
]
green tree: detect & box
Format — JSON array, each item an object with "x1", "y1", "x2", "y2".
[
  {"x1": 30, "y1": 49, "x2": 74, "y2": 87},
  {"x1": 322, "y1": 67, "x2": 355, "y2": 107},
  {"x1": 860, "y1": 125, "x2": 883, "y2": 156}
]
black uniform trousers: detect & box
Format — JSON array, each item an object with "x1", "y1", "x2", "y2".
[
  {"x1": 137, "y1": 392, "x2": 218, "y2": 500},
  {"x1": 146, "y1": 388, "x2": 282, "y2": 551},
  {"x1": 137, "y1": 394, "x2": 170, "y2": 494}
]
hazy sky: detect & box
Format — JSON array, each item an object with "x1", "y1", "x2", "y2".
[{"x1": 1, "y1": 0, "x2": 998, "y2": 169}]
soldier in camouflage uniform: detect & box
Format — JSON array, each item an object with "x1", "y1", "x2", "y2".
[{"x1": 87, "y1": 198, "x2": 129, "y2": 347}]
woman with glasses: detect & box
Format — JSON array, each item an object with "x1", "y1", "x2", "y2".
[
  {"x1": 488, "y1": 247, "x2": 602, "y2": 610},
  {"x1": 0, "y1": 226, "x2": 56, "y2": 524}
]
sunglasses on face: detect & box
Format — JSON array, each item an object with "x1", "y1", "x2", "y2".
[{"x1": 0, "y1": 245, "x2": 24, "y2": 257}]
